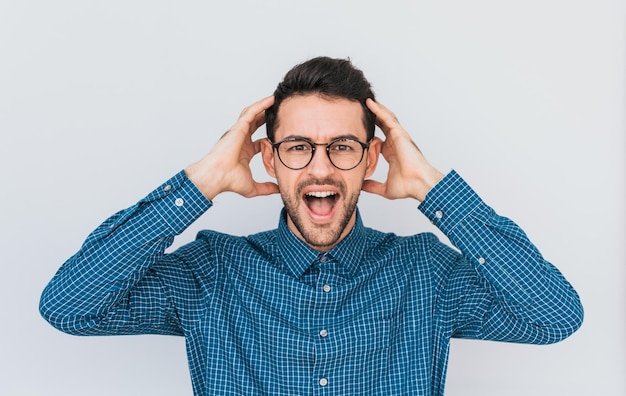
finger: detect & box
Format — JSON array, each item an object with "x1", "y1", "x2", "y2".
[
  {"x1": 366, "y1": 98, "x2": 400, "y2": 135},
  {"x1": 221, "y1": 114, "x2": 264, "y2": 142},
  {"x1": 249, "y1": 108, "x2": 267, "y2": 133},
  {"x1": 239, "y1": 96, "x2": 275, "y2": 125},
  {"x1": 361, "y1": 179, "x2": 386, "y2": 196},
  {"x1": 251, "y1": 138, "x2": 266, "y2": 155},
  {"x1": 233, "y1": 96, "x2": 275, "y2": 137},
  {"x1": 251, "y1": 181, "x2": 280, "y2": 197}
]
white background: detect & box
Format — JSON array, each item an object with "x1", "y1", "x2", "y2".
[{"x1": 1, "y1": 1, "x2": 624, "y2": 395}]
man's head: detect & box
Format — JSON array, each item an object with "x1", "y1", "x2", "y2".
[
  {"x1": 265, "y1": 56, "x2": 376, "y2": 143},
  {"x1": 261, "y1": 57, "x2": 381, "y2": 252}
]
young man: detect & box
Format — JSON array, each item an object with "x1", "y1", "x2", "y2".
[{"x1": 40, "y1": 57, "x2": 583, "y2": 395}]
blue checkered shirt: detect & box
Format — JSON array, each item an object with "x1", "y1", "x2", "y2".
[{"x1": 40, "y1": 170, "x2": 583, "y2": 395}]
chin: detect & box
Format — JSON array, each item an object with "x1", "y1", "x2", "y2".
[
  {"x1": 280, "y1": 179, "x2": 360, "y2": 251},
  {"x1": 289, "y1": 205, "x2": 356, "y2": 251}
]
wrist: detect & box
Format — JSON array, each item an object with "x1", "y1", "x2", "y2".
[
  {"x1": 415, "y1": 168, "x2": 445, "y2": 202},
  {"x1": 184, "y1": 163, "x2": 221, "y2": 201}
]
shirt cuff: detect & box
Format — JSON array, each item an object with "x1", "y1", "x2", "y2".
[
  {"x1": 145, "y1": 170, "x2": 213, "y2": 235},
  {"x1": 417, "y1": 170, "x2": 483, "y2": 234}
]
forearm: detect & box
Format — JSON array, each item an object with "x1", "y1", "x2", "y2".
[
  {"x1": 39, "y1": 171, "x2": 211, "y2": 335},
  {"x1": 421, "y1": 171, "x2": 583, "y2": 341}
]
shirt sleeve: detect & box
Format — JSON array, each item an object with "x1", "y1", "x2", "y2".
[
  {"x1": 39, "y1": 170, "x2": 212, "y2": 336},
  {"x1": 419, "y1": 170, "x2": 583, "y2": 344}
]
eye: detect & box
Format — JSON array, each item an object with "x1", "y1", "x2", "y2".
[
  {"x1": 330, "y1": 140, "x2": 358, "y2": 152},
  {"x1": 334, "y1": 145, "x2": 351, "y2": 151},
  {"x1": 283, "y1": 141, "x2": 312, "y2": 152}
]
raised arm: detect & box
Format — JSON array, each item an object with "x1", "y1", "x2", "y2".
[
  {"x1": 40, "y1": 97, "x2": 278, "y2": 336},
  {"x1": 363, "y1": 98, "x2": 583, "y2": 343}
]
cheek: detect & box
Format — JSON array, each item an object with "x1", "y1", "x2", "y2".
[
  {"x1": 274, "y1": 171, "x2": 299, "y2": 196},
  {"x1": 347, "y1": 169, "x2": 368, "y2": 190}
]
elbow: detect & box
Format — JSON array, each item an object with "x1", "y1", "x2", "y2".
[
  {"x1": 537, "y1": 298, "x2": 584, "y2": 345},
  {"x1": 39, "y1": 287, "x2": 89, "y2": 336},
  {"x1": 39, "y1": 302, "x2": 98, "y2": 336},
  {"x1": 39, "y1": 291, "x2": 71, "y2": 335}
]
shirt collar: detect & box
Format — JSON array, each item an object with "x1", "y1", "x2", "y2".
[{"x1": 276, "y1": 208, "x2": 366, "y2": 280}]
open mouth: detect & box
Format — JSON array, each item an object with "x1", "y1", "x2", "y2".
[{"x1": 303, "y1": 190, "x2": 340, "y2": 221}]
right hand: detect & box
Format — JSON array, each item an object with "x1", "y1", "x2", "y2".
[{"x1": 185, "y1": 96, "x2": 279, "y2": 201}]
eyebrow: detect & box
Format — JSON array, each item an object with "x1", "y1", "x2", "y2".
[{"x1": 282, "y1": 133, "x2": 363, "y2": 142}]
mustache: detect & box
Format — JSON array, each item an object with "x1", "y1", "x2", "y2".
[{"x1": 296, "y1": 178, "x2": 345, "y2": 196}]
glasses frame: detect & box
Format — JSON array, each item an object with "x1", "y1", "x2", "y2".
[{"x1": 271, "y1": 136, "x2": 370, "y2": 171}]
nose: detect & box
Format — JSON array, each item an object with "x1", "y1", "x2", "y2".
[{"x1": 306, "y1": 146, "x2": 335, "y2": 178}]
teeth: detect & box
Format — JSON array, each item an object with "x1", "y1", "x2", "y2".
[{"x1": 306, "y1": 191, "x2": 336, "y2": 198}]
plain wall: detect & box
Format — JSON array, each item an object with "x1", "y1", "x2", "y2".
[{"x1": 1, "y1": 1, "x2": 624, "y2": 395}]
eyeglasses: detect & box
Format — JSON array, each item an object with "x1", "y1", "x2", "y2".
[{"x1": 271, "y1": 137, "x2": 370, "y2": 171}]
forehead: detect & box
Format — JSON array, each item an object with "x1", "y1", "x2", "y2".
[{"x1": 274, "y1": 94, "x2": 367, "y2": 141}]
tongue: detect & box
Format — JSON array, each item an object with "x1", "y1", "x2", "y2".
[{"x1": 308, "y1": 197, "x2": 335, "y2": 216}]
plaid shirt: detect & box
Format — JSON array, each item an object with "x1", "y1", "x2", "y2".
[{"x1": 40, "y1": 170, "x2": 583, "y2": 395}]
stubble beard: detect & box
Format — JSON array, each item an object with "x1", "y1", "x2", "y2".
[{"x1": 281, "y1": 178, "x2": 360, "y2": 251}]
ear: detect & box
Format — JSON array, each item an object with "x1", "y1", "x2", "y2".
[
  {"x1": 260, "y1": 138, "x2": 277, "y2": 178},
  {"x1": 364, "y1": 137, "x2": 382, "y2": 178}
]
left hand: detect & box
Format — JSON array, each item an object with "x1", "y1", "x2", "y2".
[{"x1": 362, "y1": 98, "x2": 444, "y2": 202}]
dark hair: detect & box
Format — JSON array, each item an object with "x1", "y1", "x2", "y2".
[{"x1": 265, "y1": 56, "x2": 376, "y2": 142}]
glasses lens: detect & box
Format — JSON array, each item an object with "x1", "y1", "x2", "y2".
[
  {"x1": 278, "y1": 140, "x2": 314, "y2": 169},
  {"x1": 328, "y1": 139, "x2": 365, "y2": 170}
]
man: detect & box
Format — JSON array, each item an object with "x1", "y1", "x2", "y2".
[{"x1": 40, "y1": 56, "x2": 583, "y2": 395}]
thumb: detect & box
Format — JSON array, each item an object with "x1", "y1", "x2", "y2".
[
  {"x1": 361, "y1": 179, "x2": 386, "y2": 196},
  {"x1": 250, "y1": 181, "x2": 280, "y2": 197}
]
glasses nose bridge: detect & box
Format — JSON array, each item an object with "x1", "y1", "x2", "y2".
[
  {"x1": 307, "y1": 141, "x2": 334, "y2": 170},
  {"x1": 311, "y1": 141, "x2": 332, "y2": 159}
]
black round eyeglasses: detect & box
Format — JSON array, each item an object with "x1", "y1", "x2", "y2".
[{"x1": 271, "y1": 137, "x2": 370, "y2": 171}]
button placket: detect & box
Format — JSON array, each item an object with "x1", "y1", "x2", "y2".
[{"x1": 312, "y1": 270, "x2": 338, "y2": 392}]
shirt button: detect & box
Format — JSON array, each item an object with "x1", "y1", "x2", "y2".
[
  {"x1": 319, "y1": 255, "x2": 328, "y2": 263},
  {"x1": 319, "y1": 378, "x2": 328, "y2": 387},
  {"x1": 477, "y1": 257, "x2": 486, "y2": 265},
  {"x1": 322, "y1": 284, "x2": 331, "y2": 293},
  {"x1": 435, "y1": 210, "x2": 444, "y2": 219},
  {"x1": 319, "y1": 329, "x2": 328, "y2": 338},
  {"x1": 174, "y1": 198, "x2": 184, "y2": 207},
  {"x1": 163, "y1": 185, "x2": 172, "y2": 192}
]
